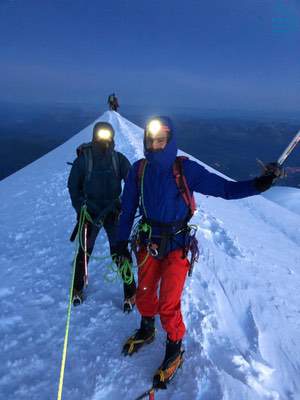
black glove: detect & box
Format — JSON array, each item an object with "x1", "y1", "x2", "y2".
[
  {"x1": 112, "y1": 240, "x2": 132, "y2": 266},
  {"x1": 254, "y1": 162, "x2": 283, "y2": 192},
  {"x1": 124, "y1": 280, "x2": 136, "y2": 299},
  {"x1": 262, "y1": 162, "x2": 283, "y2": 178},
  {"x1": 76, "y1": 200, "x2": 100, "y2": 223},
  {"x1": 123, "y1": 280, "x2": 136, "y2": 313}
]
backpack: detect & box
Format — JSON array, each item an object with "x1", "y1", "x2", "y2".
[
  {"x1": 76, "y1": 142, "x2": 120, "y2": 183},
  {"x1": 137, "y1": 156, "x2": 196, "y2": 217}
]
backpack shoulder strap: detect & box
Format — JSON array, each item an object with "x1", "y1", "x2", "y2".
[
  {"x1": 76, "y1": 142, "x2": 93, "y2": 182},
  {"x1": 137, "y1": 158, "x2": 147, "y2": 189},
  {"x1": 84, "y1": 147, "x2": 93, "y2": 182},
  {"x1": 112, "y1": 151, "x2": 120, "y2": 179},
  {"x1": 76, "y1": 142, "x2": 91, "y2": 156},
  {"x1": 136, "y1": 158, "x2": 148, "y2": 216},
  {"x1": 173, "y1": 156, "x2": 196, "y2": 216}
]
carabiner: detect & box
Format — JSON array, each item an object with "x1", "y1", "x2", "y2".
[{"x1": 147, "y1": 243, "x2": 159, "y2": 257}]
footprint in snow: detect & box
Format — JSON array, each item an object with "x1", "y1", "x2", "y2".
[{"x1": 197, "y1": 210, "x2": 244, "y2": 258}]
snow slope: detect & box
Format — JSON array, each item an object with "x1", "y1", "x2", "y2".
[
  {"x1": 263, "y1": 186, "x2": 300, "y2": 217},
  {"x1": 1, "y1": 111, "x2": 300, "y2": 400}
]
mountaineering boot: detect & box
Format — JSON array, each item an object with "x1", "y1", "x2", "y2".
[
  {"x1": 123, "y1": 280, "x2": 136, "y2": 313},
  {"x1": 72, "y1": 288, "x2": 84, "y2": 306},
  {"x1": 153, "y1": 337, "x2": 184, "y2": 389},
  {"x1": 122, "y1": 316, "x2": 155, "y2": 356}
]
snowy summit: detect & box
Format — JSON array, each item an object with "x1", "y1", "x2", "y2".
[{"x1": 1, "y1": 111, "x2": 300, "y2": 400}]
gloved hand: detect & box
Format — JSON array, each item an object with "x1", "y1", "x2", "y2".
[
  {"x1": 261, "y1": 162, "x2": 283, "y2": 178},
  {"x1": 76, "y1": 200, "x2": 98, "y2": 222},
  {"x1": 123, "y1": 280, "x2": 136, "y2": 313},
  {"x1": 254, "y1": 161, "x2": 283, "y2": 192},
  {"x1": 112, "y1": 240, "x2": 132, "y2": 267}
]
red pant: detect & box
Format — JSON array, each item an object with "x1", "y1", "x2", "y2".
[{"x1": 136, "y1": 248, "x2": 190, "y2": 341}]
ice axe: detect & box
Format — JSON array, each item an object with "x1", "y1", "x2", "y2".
[
  {"x1": 257, "y1": 129, "x2": 300, "y2": 174},
  {"x1": 277, "y1": 130, "x2": 300, "y2": 166}
]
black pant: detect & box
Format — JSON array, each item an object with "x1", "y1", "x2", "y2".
[
  {"x1": 73, "y1": 212, "x2": 136, "y2": 300},
  {"x1": 74, "y1": 212, "x2": 118, "y2": 292}
]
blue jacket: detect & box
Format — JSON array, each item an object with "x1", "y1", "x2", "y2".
[{"x1": 118, "y1": 133, "x2": 260, "y2": 251}]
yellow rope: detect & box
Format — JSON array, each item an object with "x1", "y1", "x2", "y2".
[
  {"x1": 57, "y1": 255, "x2": 77, "y2": 400},
  {"x1": 57, "y1": 210, "x2": 83, "y2": 400}
]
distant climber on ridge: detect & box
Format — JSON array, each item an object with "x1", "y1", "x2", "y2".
[
  {"x1": 67, "y1": 121, "x2": 136, "y2": 309},
  {"x1": 107, "y1": 93, "x2": 119, "y2": 112}
]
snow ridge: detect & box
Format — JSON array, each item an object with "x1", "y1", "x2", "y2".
[{"x1": 0, "y1": 111, "x2": 300, "y2": 400}]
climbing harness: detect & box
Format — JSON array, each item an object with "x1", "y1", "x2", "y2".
[
  {"x1": 134, "y1": 156, "x2": 199, "y2": 272},
  {"x1": 130, "y1": 221, "x2": 151, "y2": 267}
]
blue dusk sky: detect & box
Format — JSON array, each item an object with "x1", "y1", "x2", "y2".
[{"x1": 0, "y1": 0, "x2": 300, "y2": 113}]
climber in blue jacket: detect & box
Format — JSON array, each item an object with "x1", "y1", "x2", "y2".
[{"x1": 114, "y1": 116, "x2": 281, "y2": 389}]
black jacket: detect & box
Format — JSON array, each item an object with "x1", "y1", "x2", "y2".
[{"x1": 68, "y1": 142, "x2": 131, "y2": 218}]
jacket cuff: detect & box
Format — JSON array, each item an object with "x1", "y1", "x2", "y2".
[{"x1": 254, "y1": 175, "x2": 274, "y2": 192}]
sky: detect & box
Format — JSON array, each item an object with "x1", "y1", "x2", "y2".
[{"x1": 1, "y1": 0, "x2": 300, "y2": 113}]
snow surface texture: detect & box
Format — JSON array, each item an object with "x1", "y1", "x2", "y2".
[
  {"x1": 1, "y1": 111, "x2": 300, "y2": 400},
  {"x1": 263, "y1": 187, "x2": 300, "y2": 217}
]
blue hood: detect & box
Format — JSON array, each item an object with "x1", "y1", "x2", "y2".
[{"x1": 144, "y1": 116, "x2": 177, "y2": 170}]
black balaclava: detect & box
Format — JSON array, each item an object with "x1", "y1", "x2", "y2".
[{"x1": 92, "y1": 121, "x2": 115, "y2": 153}]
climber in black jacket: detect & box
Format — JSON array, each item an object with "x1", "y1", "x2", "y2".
[{"x1": 68, "y1": 121, "x2": 136, "y2": 309}]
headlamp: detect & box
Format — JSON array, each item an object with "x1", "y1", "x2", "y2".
[
  {"x1": 144, "y1": 116, "x2": 172, "y2": 151},
  {"x1": 146, "y1": 120, "x2": 163, "y2": 137},
  {"x1": 96, "y1": 128, "x2": 113, "y2": 141}
]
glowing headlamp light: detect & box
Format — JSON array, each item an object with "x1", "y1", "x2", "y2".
[
  {"x1": 146, "y1": 119, "x2": 171, "y2": 140},
  {"x1": 96, "y1": 128, "x2": 112, "y2": 141},
  {"x1": 146, "y1": 119, "x2": 162, "y2": 137}
]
